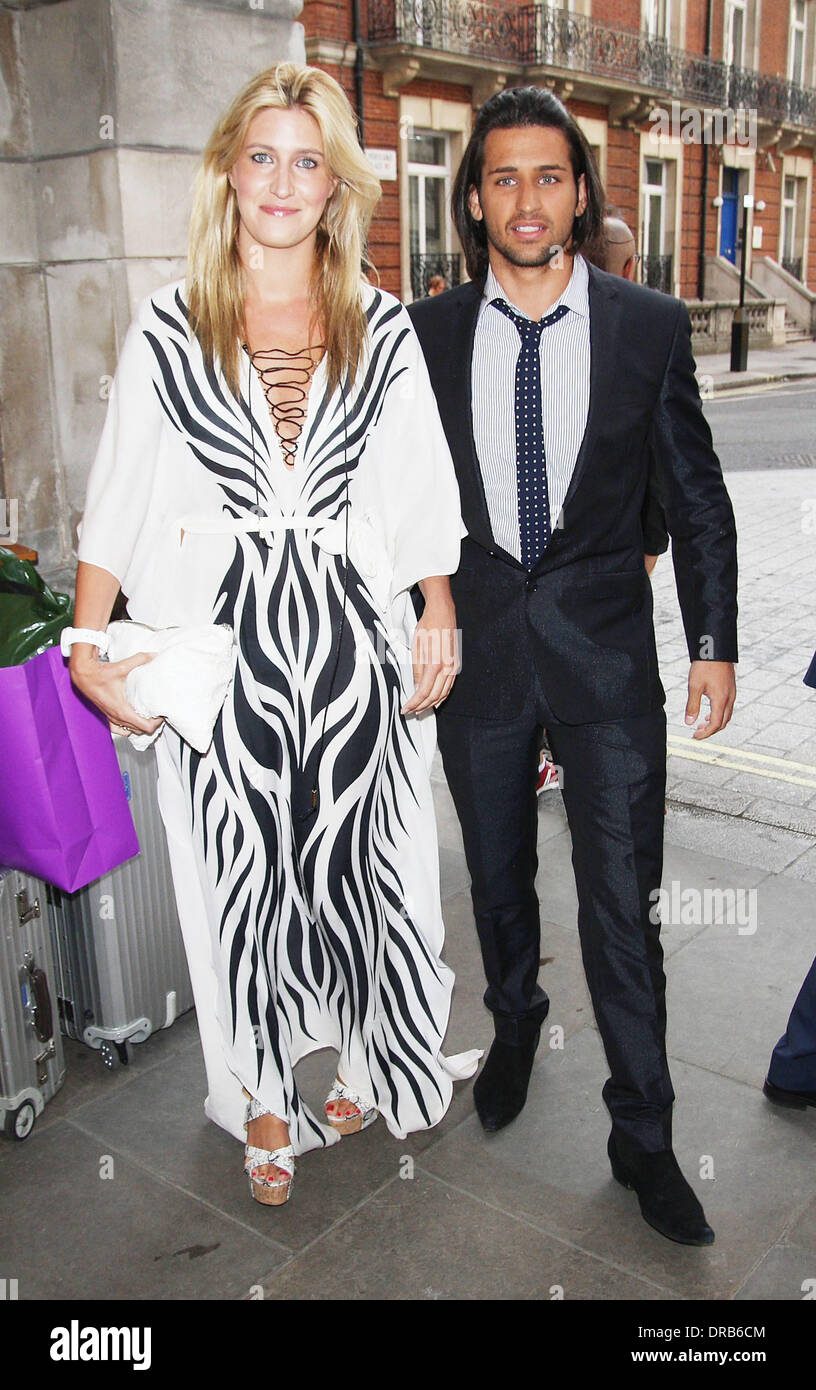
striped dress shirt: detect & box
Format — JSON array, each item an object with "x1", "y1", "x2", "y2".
[{"x1": 472, "y1": 255, "x2": 591, "y2": 560}]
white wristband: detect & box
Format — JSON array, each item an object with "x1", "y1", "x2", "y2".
[{"x1": 60, "y1": 627, "x2": 110, "y2": 658}]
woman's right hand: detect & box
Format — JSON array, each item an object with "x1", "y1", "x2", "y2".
[{"x1": 69, "y1": 651, "x2": 164, "y2": 737}]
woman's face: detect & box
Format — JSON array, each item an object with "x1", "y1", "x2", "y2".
[{"x1": 228, "y1": 105, "x2": 337, "y2": 254}]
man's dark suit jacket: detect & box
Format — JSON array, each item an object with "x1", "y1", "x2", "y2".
[{"x1": 408, "y1": 264, "x2": 738, "y2": 724}]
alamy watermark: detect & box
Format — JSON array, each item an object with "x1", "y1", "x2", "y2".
[
  {"x1": 357, "y1": 624, "x2": 462, "y2": 673},
  {"x1": 50, "y1": 1321, "x2": 151, "y2": 1370},
  {"x1": 648, "y1": 101, "x2": 757, "y2": 151},
  {"x1": 650, "y1": 882, "x2": 758, "y2": 935}
]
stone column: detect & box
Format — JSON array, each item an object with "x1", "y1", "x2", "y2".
[{"x1": 0, "y1": 0, "x2": 303, "y2": 578}]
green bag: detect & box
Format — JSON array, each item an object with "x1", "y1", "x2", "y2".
[{"x1": 0, "y1": 547, "x2": 74, "y2": 667}]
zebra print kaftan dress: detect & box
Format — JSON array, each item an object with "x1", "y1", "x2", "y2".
[{"x1": 78, "y1": 280, "x2": 478, "y2": 1156}]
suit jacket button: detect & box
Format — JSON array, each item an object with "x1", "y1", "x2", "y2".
[{"x1": 525, "y1": 578, "x2": 536, "y2": 593}]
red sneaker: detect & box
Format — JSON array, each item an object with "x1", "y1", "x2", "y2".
[{"x1": 536, "y1": 756, "x2": 560, "y2": 795}]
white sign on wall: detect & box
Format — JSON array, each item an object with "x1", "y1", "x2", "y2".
[{"x1": 365, "y1": 148, "x2": 398, "y2": 181}]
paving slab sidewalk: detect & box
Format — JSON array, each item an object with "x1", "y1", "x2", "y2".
[
  {"x1": 1, "y1": 782, "x2": 814, "y2": 1302},
  {"x1": 7, "y1": 339, "x2": 814, "y2": 1304},
  {"x1": 695, "y1": 337, "x2": 816, "y2": 393},
  {"x1": 653, "y1": 466, "x2": 816, "y2": 851}
]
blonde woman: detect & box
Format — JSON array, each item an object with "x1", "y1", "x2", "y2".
[{"x1": 69, "y1": 63, "x2": 478, "y2": 1206}]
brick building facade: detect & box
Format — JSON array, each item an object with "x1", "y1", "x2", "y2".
[{"x1": 304, "y1": 0, "x2": 816, "y2": 342}]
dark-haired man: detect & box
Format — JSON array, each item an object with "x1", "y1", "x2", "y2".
[{"x1": 409, "y1": 88, "x2": 737, "y2": 1247}]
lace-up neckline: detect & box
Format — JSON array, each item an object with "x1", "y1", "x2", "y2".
[{"x1": 244, "y1": 343, "x2": 326, "y2": 469}]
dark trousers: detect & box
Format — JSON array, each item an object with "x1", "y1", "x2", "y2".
[
  {"x1": 768, "y1": 955, "x2": 816, "y2": 1092},
  {"x1": 436, "y1": 669, "x2": 675, "y2": 1154}
]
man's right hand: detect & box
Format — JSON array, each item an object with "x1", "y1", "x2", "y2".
[{"x1": 69, "y1": 650, "x2": 163, "y2": 736}]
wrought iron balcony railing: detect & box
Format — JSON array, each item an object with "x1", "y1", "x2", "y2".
[
  {"x1": 526, "y1": 7, "x2": 724, "y2": 107},
  {"x1": 368, "y1": 0, "x2": 816, "y2": 131},
  {"x1": 370, "y1": 0, "x2": 527, "y2": 63},
  {"x1": 781, "y1": 256, "x2": 803, "y2": 281},
  {"x1": 726, "y1": 65, "x2": 816, "y2": 131}
]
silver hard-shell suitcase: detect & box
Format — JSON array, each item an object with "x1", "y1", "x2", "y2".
[
  {"x1": 0, "y1": 868, "x2": 66, "y2": 1139},
  {"x1": 45, "y1": 739, "x2": 194, "y2": 1069}
]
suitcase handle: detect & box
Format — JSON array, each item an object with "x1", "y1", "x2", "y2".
[{"x1": 27, "y1": 960, "x2": 54, "y2": 1044}]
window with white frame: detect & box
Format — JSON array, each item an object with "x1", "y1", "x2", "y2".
[
  {"x1": 642, "y1": 159, "x2": 666, "y2": 258},
  {"x1": 643, "y1": 0, "x2": 671, "y2": 40},
  {"x1": 725, "y1": 0, "x2": 746, "y2": 67},
  {"x1": 641, "y1": 157, "x2": 675, "y2": 293},
  {"x1": 789, "y1": 0, "x2": 807, "y2": 84},
  {"x1": 407, "y1": 129, "x2": 456, "y2": 299},
  {"x1": 781, "y1": 174, "x2": 808, "y2": 277}
]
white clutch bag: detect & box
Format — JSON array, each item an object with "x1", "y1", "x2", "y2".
[{"x1": 105, "y1": 621, "x2": 237, "y2": 754}]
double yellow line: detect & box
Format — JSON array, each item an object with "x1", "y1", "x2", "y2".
[{"x1": 666, "y1": 735, "x2": 816, "y2": 791}]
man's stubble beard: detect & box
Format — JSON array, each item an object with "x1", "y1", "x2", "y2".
[{"x1": 485, "y1": 225, "x2": 574, "y2": 271}]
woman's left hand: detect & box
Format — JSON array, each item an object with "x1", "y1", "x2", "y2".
[{"x1": 402, "y1": 579, "x2": 460, "y2": 716}]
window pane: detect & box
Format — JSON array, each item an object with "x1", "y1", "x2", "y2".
[
  {"x1": 648, "y1": 193, "x2": 663, "y2": 256},
  {"x1": 783, "y1": 208, "x2": 794, "y2": 259},
  {"x1": 731, "y1": 8, "x2": 744, "y2": 64},
  {"x1": 645, "y1": 158, "x2": 663, "y2": 185},
  {"x1": 424, "y1": 177, "x2": 445, "y2": 253},
  {"x1": 409, "y1": 176, "x2": 420, "y2": 254},
  {"x1": 793, "y1": 28, "x2": 805, "y2": 81},
  {"x1": 794, "y1": 177, "x2": 807, "y2": 254},
  {"x1": 408, "y1": 131, "x2": 446, "y2": 166}
]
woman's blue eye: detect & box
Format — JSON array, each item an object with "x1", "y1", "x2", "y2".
[{"x1": 249, "y1": 153, "x2": 318, "y2": 169}]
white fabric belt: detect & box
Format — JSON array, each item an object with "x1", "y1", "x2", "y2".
[
  {"x1": 178, "y1": 514, "x2": 346, "y2": 553},
  {"x1": 177, "y1": 513, "x2": 389, "y2": 612}
]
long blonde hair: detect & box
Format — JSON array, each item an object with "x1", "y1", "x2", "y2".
[{"x1": 187, "y1": 63, "x2": 381, "y2": 395}]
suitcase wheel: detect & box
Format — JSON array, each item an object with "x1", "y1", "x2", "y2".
[
  {"x1": 3, "y1": 1100, "x2": 36, "y2": 1142},
  {"x1": 99, "y1": 1040, "x2": 130, "y2": 1071}
]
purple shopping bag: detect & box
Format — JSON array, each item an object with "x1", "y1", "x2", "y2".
[{"x1": 0, "y1": 645, "x2": 140, "y2": 891}]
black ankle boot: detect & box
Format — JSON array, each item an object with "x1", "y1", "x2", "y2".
[
  {"x1": 473, "y1": 1024, "x2": 542, "y2": 1133},
  {"x1": 607, "y1": 1133, "x2": 715, "y2": 1246}
]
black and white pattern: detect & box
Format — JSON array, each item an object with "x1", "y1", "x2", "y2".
[{"x1": 81, "y1": 280, "x2": 475, "y2": 1155}]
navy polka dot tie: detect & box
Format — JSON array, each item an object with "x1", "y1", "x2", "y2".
[{"x1": 491, "y1": 298, "x2": 570, "y2": 570}]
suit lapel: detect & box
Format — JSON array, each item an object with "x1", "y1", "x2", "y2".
[
  {"x1": 554, "y1": 263, "x2": 622, "y2": 529},
  {"x1": 449, "y1": 285, "x2": 496, "y2": 550},
  {"x1": 453, "y1": 282, "x2": 522, "y2": 564}
]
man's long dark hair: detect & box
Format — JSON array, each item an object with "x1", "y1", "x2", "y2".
[{"x1": 452, "y1": 87, "x2": 606, "y2": 283}]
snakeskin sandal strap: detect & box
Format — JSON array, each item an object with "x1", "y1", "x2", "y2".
[
  {"x1": 324, "y1": 1077, "x2": 378, "y2": 1135},
  {"x1": 243, "y1": 1094, "x2": 294, "y2": 1205}
]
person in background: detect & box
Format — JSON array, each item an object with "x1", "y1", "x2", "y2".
[
  {"x1": 602, "y1": 213, "x2": 638, "y2": 280},
  {"x1": 763, "y1": 648, "x2": 816, "y2": 1110},
  {"x1": 590, "y1": 211, "x2": 669, "y2": 574},
  {"x1": 428, "y1": 273, "x2": 449, "y2": 296}
]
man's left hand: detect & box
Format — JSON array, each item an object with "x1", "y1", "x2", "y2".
[{"x1": 685, "y1": 660, "x2": 737, "y2": 740}]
